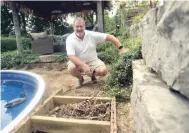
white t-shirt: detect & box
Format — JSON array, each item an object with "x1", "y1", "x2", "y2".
[{"x1": 66, "y1": 30, "x2": 107, "y2": 62}]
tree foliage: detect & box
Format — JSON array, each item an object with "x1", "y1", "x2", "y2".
[
  {"x1": 104, "y1": 11, "x2": 115, "y2": 33},
  {"x1": 1, "y1": 3, "x2": 72, "y2": 36},
  {"x1": 71, "y1": 11, "x2": 95, "y2": 26},
  {"x1": 1, "y1": 4, "x2": 13, "y2": 35}
]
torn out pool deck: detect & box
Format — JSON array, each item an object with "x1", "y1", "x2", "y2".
[{"x1": 11, "y1": 88, "x2": 117, "y2": 133}]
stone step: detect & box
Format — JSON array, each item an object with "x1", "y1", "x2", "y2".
[
  {"x1": 39, "y1": 54, "x2": 60, "y2": 63},
  {"x1": 131, "y1": 60, "x2": 189, "y2": 133}
]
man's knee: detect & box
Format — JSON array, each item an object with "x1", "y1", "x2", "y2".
[
  {"x1": 68, "y1": 63, "x2": 77, "y2": 74},
  {"x1": 95, "y1": 66, "x2": 107, "y2": 77},
  {"x1": 101, "y1": 68, "x2": 108, "y2": 76}
]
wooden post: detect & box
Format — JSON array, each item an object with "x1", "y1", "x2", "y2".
[
  {"x1": 49, "y1": 21, "x2": 55, "y2": 35},
  {"x1": 11, "y1": 1, "x2": 24, "y2": 65},
  {"x1": 97, "y1": 1, "x2": 104, "y2": 33},
  {"x1": 110, "y1": 97, "x2": 117, "y2": 133}
]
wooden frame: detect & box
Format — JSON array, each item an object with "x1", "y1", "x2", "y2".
[{"x1": 12, "y1": 88, "x2": 117, "y2": 133}]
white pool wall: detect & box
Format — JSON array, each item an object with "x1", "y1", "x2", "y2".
[{"x1": 1, "y1": 70, "x2": 45, "y2": 133}]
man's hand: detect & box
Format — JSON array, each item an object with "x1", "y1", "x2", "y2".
[
  {"x1": 119, "y1": 47, "x2": 128, "y2": 55},
  {"x1": 80, "y1": 63, "x2": 92, "y2": 76}
]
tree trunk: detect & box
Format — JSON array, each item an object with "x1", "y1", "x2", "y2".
[
  {"x1": 20, "y1": 12, "x2": 27, "y2": 36},
  {"x1": 95, "y1": 10, "x2": 98, "y2": 24},
  {"x1": 49, "y1": 21, "x2": 55, "y2": 35},
  {"x1": 97, "y1": 1, "x2": 104, "y2": 33},
  {"x1": 11, "y1": 2, "x2": 24, "y2": 65}
]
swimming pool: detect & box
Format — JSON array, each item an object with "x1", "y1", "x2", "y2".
[{"x1": 1, "y1": 70, "x2": 45, "y2": 133}]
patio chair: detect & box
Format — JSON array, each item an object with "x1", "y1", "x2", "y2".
[
  {"x1": 52, "y1": 33, "x2": 70, "y2": 53},
  {"x1": 29, "y1": 31, "x2": 54, "y2": 55}
]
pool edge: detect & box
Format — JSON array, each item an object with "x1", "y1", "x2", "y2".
[{"x1": 1, "y1": 70, "x2": 45, "y2": 133}]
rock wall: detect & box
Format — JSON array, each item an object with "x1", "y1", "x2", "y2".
[
  {"x1": 139, "y1": 1, "x2": 189, "y2": 99},
  {"x1": 130, "y1": 24, "x2": 140, "y2": 37},
  {"x1": 131, "y1": 60, "x2": 189, "y2": 133}
]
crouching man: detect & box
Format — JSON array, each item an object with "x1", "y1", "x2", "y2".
[{"x1": 66, "y1": 17, "x2": 127, "y2": 88}]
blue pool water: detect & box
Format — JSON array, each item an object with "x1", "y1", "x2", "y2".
[{"x1": 1, "y1": 72, "x2": 38, "y2": 130}]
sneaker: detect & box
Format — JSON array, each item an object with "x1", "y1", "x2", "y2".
[
  {"x1": 75, "y1": 76, "x2": 84, "y2": 89},
  {"x1": 91, "y1": 75, "x2": 97, "y2": 84}
]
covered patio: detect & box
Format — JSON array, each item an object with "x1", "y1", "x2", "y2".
[{"x1": 8, "y1": 1, "x2": 111, "y2": 62}]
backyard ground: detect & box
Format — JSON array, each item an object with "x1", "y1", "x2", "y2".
[{"x1": 21, "y1": 63, "x2": 134, "y2": 133}]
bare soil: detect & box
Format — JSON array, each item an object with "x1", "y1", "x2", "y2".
[{"x1": 20, "y1": 63, "x2": 135, "y2": 133}]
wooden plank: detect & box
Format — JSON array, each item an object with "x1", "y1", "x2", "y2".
[
  {"x1": 31, "y1": 116, "x2": 110, "y2": 133},
  {"x1": 53, "y1": 95, "x2": 111, "y2": 105},
  {"x1": 110, "y1": 97, "x2": 117, "y2": 133},
  {"x1": 34, "y1": 87, "x2": 63, "y2": 115},
  {"x1": 35, "y1": 98, "x2": 54, "y2": 115},
  {"x1": 55, "y1": 87, "x2": 71, "y2": 95},
  {"x1": 12, "y1": 118, "x2": 31, "y2": 133},
  {"x1": 12, "y1": 88, "x2": 63, "y2": 132}
]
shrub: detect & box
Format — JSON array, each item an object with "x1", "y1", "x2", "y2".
[
  {"x1": 116, "y1": 27, "x2": 130, "y2": 38},
  {"x1": 1, "y1": 51, "x2": 21, "y2": 69},
  {"x1": 98, "y1": 46, "x2": 119, "y2": 64},
  {"x1": 1, "y1": 37, "x2": 17, "y2": 52},
  {"x1": 105, "y1": 37, "x2": 142, "y2": 100},
  {"x1": 1, "y1": 50, "x2": 69, "y2": 69},
  {"x1": 1, "y1": 37, "x2": 31, "y2": 52},
  {"x1": 132, "y1": 13, "x2": 145, "y2": 24},
  {"x1": 1, "y1": 50, "x2": 40, "y2": 69},
  {"x1": 56, "y1": 53, "x2": 68, "y2": 63},
  {"x1": 96, "y1": 42, "x2": 113, "y2": 53},
  {"x1": 132, "y1": 8, "x2": 149, "y2": 24},
  {"x1": 23, "y1": 51, "x2": 40, "y2": 64},
  {"x1": 22, "y1": 38, "x2": 32, "y2": 50}
]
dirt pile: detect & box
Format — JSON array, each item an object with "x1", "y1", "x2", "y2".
[{"x1": 47, "y1": 98, "x2": 111, "y2": 121}]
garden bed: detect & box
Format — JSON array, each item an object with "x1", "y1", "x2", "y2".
[
  {"x1": 46, "y1": 98, "x2": 111, "y2": 121},
  {"x1": 13, "y1": 89, "x2": 117, "y2": 133}
]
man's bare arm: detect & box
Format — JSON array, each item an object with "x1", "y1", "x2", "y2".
[
  {"x1": 68, "y1": 55, "x2": 85, "y2": 67},
  {"x1": 105, "y1": 34, "x2": 128, "y2": 54},
  {"x1": 105, "y1": 34, "x2": 121, "y2": 48}
]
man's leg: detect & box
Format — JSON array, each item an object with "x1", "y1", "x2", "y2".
[
  {"x1": 94, "y1": 65, "x2": 108, "y2": 77},
  {"x1": 67, "y1": 61, "x2": 84, "y2": 88},
  {"x1": 87, "y1": 59, "x2": 108, "y2": 83}
]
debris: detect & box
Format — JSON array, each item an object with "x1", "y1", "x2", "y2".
[
  {"x1": 47, "y1": 98, "x2": 111, "y2": 121},
  {"x1": 32, "y1": 129, "x2": 48, "y2": 133}
]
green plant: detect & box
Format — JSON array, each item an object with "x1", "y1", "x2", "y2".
[
  {"x1": 96, "y1": 29, "x2": 132, "y2": 65},
  {"x1": 132, "y1": 12, "x2": 146, "y2": 24},
  {"x1": 98, "y1": 46, "x2": 119, "y2": 64},
  {"x1": 1, "y1": 51, "x2": 21, "y2": 69},
  {"x1": 106, "y1": 87, "x2": 132, "y2": 101},
  {"x1": 119, "y1": 27, "x2": 130, "y2": 40},
  {"x1": 1, "y1": 50, "x2": 40, "y2": 69},
  {"x1": 22, "y1": 38, "x2": 32, "y2": 50},
  {"x1": 1, "y1": 37, "x2": 17, "y2": 52},
  {"x1": 104, "y1": 11, "x2": 115, "y2": 33},
  {"x1": 96, "y1": 42, "x2": 112, "y2": 53},
  {"x1": 56, "y1": 53, "x2": 68, "y2": 63},
  {"x1": 105, "y1": 37, "x2": 142, "y2": 100},
  {"x1": 23, "y1": 51, "x2": 40, "y2": 64},
  {"x1": 1, "y1": 37, "x2": 31, "y2": 52}
]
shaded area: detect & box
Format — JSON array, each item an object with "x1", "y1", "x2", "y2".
[{"x1": 15, "y1": 1, "x2": 111, "y2": 20}]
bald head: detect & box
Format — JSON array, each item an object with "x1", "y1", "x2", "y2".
[
  {"x1": 74, "y1": 17, "x2": 85, "y2": 25},
  {"x1": 73, "y1": 17, "x2": 85, "y2": 39}
]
